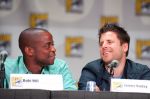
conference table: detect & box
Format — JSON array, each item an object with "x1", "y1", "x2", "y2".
[{"x1": 0, "y1": 89, "x2": 150, "y2": 99}]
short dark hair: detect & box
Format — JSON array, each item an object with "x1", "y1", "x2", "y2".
[
  {"x1": 18, "y1": 28, "x2": 49, "y2": 54},
  {"x1": 98, "y1": 23, "x2": 130, "y2": 56}
]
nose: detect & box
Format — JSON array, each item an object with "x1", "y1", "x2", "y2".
[
  {"x1": 101, "y1": 42, "x2": 107, "y2": 48},
  {"x1": 51, "y1": 46, "x2": 56, "y2": 52}
]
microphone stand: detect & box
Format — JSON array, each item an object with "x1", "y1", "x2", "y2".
[
  {"x1": 110, "y1": 67, "x2": 114, "y2": 77},
  {"x1": 0, "y1": 50, "x2": 8, "y2": 88},
  {"x1": 108, "y1": 67, "x2": 114, "y2": 91},
  {"x1": 0, "y1": 62, "x2": 5, "y2": 88},
  {"x1": 107, "y1": 60, "x2": 119, "y2": 91}
]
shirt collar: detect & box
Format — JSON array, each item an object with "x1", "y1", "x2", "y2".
[
  {"x1": 18, "y1": 56, "x2": 53, "y2": 74},
  {"x1": 18, "y1": 56, "x2": 29, "y2": 74}
]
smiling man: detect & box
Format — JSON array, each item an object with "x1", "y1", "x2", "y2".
[
  {"x1": 4, "y1": 28, "x2": 77, "y2": 90},
  {"x1": 78, "y1": 23, "x2": 150, "y2": 91}
]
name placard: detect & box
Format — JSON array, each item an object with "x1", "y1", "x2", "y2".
[
  {"x1": 111, "y1": 79, "x2": 150, "y2": 93},
  {"x1": 10, "y1": 74, "x2": 63, "y2": 90}
]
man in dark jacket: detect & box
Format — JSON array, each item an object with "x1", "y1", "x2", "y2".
[{"x1": 78, "y1": 23, "x2": 150, "y2": 91}]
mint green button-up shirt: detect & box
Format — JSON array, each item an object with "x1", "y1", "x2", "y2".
[{"x1": 4, "y1": 56, "x2": 77, "y2": 90}]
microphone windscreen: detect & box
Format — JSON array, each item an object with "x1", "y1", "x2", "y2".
[
  {"x1": 0, "y1": 50, "x2": 8, "y2": 56},
  {"x1": 0, "y1": 50, "x2": 8, "y2": 62},
  {"x1": 108, "y1": 60, "x2": 119, "y2": 68}
]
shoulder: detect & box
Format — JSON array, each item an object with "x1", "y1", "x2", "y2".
[
  {"x1": 126, "y1": 59, "x2": 150, "y2": 79},
  {"x1": 54, "y1": 58, "x2": 66, "y2": 64},
  {"x1": 126, "y1": 59, "x2": 150, "y2": 71},
  {"x1": 85, "y1": 59, "x2": 102, "y2": 68},
  {"x1": 5, "y1": 56, "x2": 23, "y2": 68},
  {"x1": 4, "y1": 56, "x2": 23, "y2": 74},
  {"x1": 53, "y1": 58, "x2": 67, "y2": 66},
  {"x1": 49, "y1": 58, "x2": 68, "y2": 69},
  {"x1": 82, "y1": 59, "x2": 103, "y2": 72}
]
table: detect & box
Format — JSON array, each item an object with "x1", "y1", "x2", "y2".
[
  {"x1": 0, "y1": 89, "x2": 50, "y2": 99},
  {"x1": 51, "y1": 91, "x2": 150, "y2": 99},
  {"x1": 0, "y1": 89, "x2": 150, "y2": 99}
]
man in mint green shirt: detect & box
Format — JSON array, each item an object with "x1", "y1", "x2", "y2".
[{"x1": 4, "y1": 28, "x2": 77, "y2": 90}]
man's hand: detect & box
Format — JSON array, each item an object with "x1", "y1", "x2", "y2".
[{"x1": 95, "y1": 85, "x2": 101, "y2": 92}]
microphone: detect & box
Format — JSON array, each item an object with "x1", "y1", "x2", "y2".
[
  {"x1": 0, "y1": 50, "x2": 8, "y2": 88},
  {"x1": 107, "y1": 60, "x2": 119, "y2": 77},
  {"x1": 0, "y1": 50, "x2": 8, "y2": 65},
  {"x1": 108, "y1": 60, "x2": 119, "y2": 68}
]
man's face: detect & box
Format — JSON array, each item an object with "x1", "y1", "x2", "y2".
[
  {"x1": 32, "y1": 32, "x2": 56, "y2": 66},
  {"x1": 99, "y1": 31, "x2": 127, "y2": 65}
]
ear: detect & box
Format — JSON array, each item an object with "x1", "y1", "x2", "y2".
[
  {"x1": 122, "y1": 43, "x2": 128, "y2": 53},
  {"x1": 25, "y1": 47, "x2": 34, "y2": 56}
]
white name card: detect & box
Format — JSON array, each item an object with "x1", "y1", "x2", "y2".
[
  {"x1": 10, "y1": 74, "x2": 63, "y2": 90},
  {"x1": 111, "y1": 79, "x2": 150, "y2": 93}
]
